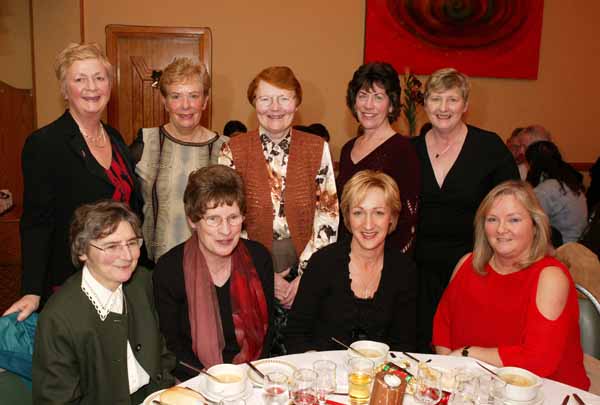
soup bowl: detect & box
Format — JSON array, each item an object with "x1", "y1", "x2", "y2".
[
  {"x1": 348, "y1": 340, "x2": 389, "y2": 367},
  {"x1": 206, "y1": 363, "x2": 247, "y2": 396},
  {"x1": 496, "y1": 366, "x2": 542, "y2": 401}
]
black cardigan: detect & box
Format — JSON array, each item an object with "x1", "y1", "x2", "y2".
[
  {"x1": 153, "y1": 239, "x2": 275, "y2": 381},
  {"x1": 20, "y1": 110, "x2": 142, "y2": 301},
  {"x1": 285, "y1": 240, "x2": 418, "y2": 353}
]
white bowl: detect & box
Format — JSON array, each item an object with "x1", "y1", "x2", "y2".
[
  {"x1": 348, "y1": 340, "x2": 389, "y2": 367},
  {"x1": 206, "y1": 363, "x2": 247, "y2": 397},
  {"x1": 496, "y1": 366, "x2": 542, "y2": 402}
]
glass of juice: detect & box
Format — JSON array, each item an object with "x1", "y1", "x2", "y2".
[
  {"x1": 347, "y1": 357, "x2": 374, "y2": 405},
  {"x1": 291, "y1": 368, "x2": 318, "y2": 405}
]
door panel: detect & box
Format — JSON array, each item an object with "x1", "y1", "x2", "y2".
[{"x1": 106, "y1": 25, "x2": 211, "y2": 144}]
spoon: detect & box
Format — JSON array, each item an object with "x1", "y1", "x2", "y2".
[
  {"x1": 476, "y1": 361, "x2": 499, "y2": 377},
  {"x1": 179, "y1": 360, "x2": 223, "y2": 383},
  {"x1": 330, "y1": 337, "x2": 368, "y2": 358}
]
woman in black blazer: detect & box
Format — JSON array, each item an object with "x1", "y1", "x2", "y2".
[{"x1": 3, "y1": 43, "x2": 142, "y2": 321}]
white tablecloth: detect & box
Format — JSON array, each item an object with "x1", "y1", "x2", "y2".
[{"x1": 180, "y1": 351, "x2": 600, "y2": 404}]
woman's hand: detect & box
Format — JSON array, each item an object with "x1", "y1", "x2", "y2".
[
  {"x1": 274, "y1": 270, "x2": 301, "y2": 309},
  {"x1": 3, "y1": 294, "x2": 41, "y2": 321}
]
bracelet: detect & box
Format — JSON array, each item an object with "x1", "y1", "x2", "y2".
[{"x1": 461, "y1": 346, "x2": 471, "y2": 357}]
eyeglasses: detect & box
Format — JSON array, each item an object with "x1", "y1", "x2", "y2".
[
  {"x1": 89, "y1": 238, "x2": 143, "y2": 256},
  {"x1": 202, "y1": 214, "x2": 244, "y2": 227},
  {"x1": 255, "y1": 95, "x2": 295, "y2": 108}
]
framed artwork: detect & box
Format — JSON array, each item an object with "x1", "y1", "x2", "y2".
[{"x1": 365, "y1": 0, "x2": 544, "y2": 79}]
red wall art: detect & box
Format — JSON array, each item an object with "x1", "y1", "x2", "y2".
[{"x1": 365, "y1": 0, "x2": 545, "y2": 79}]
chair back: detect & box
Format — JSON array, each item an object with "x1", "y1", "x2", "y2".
[{"x1": 577, "y1": 284, "x2": 600, "y2": 359}]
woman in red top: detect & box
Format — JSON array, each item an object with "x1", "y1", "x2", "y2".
[{"x1": 433, "y1": 180, "x2": 590, "y2": 390}]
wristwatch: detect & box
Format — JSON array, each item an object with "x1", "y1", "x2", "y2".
[{"x1": 461, "y1": 346, "x2": 471, "y2": 357}]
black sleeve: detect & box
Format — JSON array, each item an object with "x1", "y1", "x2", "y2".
[
  {"x1": 489, "y1": 133, "x2": 520, "y2": 185},
  {"x1": 20, "y1": 132, "x2": 55, "y2": 296},
  {"x1": 153, "y1": 248, "x2": 202, "y2": 381},
  {"x1": 284, "y1": 249, "x2": 330, "y2": 353},
  {"x1": 129, "y1": 128, "x2": 145, "y2": 164},
  {"x1": 388, "y1": 254, "x2": 419, "y2": 351}
]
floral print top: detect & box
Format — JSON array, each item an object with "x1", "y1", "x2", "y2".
[{"x1": 219, "y1": 129, "x2": 339, "y2": 271}]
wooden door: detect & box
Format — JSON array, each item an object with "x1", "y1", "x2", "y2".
[{"x1": 106, "y1": 25, "x2": 212, "y2": 144}]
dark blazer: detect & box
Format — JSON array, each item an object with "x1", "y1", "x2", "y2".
[
  {"x1": 33, "y1": 268, "x2": 175, "y2": 405},
  {"x1": 20, "y1": 110, "x2": 142, "y2": 300}
]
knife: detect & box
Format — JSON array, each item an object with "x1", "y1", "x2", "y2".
[{"x1": 573, "y1": 393, "x2": 587, "y2": 405}]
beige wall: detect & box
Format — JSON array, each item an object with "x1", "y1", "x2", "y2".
[
  {"x1": 32, "y1": 0, "x2": 80, "y2": 127},
  {"x1": 33, "y1": 1, "x2": 600, "y2": 163},
  {"x1": 0, "y1": 0, "x2": 33, "y2": 89}
]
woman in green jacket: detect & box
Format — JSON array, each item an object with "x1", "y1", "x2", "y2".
[{"x1": 32, "y1": 201, "x2": 175, "y2": 404}]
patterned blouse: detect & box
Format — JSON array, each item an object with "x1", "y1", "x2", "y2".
[{"x1": 219, "y1": 129, "x2": 339, "y2": 270}]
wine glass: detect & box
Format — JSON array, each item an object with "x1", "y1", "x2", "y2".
[
  {"x1": 416, "y1": 364, "x2": 443, "y2": 405},
  {"x1": 313, "y1": 360, "x2": 337, "y2": 404},
  {"x1": 263, "y1": 371, "x2": 290, "y2": 405},
  {"x1": 291, "y1": 368, "x2": 318, "y2": 405}
]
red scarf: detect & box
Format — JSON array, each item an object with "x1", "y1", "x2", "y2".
[{"x1": 183, "y1": 233, "x2": 269, "y2": 367}]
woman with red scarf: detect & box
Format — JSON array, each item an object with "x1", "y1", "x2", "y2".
[{"x1": 153, "y1": 165, "x2": 274, "y2": 381}]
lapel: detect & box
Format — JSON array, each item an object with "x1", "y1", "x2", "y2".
[{"x1": 61, "y1": 110, "x2": 113, "y2": 187}]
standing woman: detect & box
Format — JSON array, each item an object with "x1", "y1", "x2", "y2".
[
  {"x1": 219, "y1": 66, "x2": 338, "y2": 308},
  {"x1": 337, "y1": 62, "x2": 421, "y2": 255},
  {"x1": 4, "y1": 43, "x2": 142, "y2": 321},
  {"x1": 131, "y1": 57, "x2": 227, "y2": 263},
  {"x1": 413, "y1": 68, "x2": 519, "y2": 348}
]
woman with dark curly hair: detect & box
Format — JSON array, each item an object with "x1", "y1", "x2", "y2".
[
  {"x1": 337, "y1": 62, "x2": 421, "y2": 256},
  {"x1": 526, "y1": 141, "x2": 587, "y2": 243}
]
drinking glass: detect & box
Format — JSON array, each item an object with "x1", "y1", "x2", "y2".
[
  {"x1": 263, "y1": 371, "x2": 290, "y2": 405},
  {"x1": 450, "y1": 370, "x2": 478, "y2": 405},
  {"x1": 476, "y1": 374, "x2": 504, "y2": 405},
  {"x1": 416, "y1": 364, "x2": 443, "y2": 405},
  {"x1": 291, "y1": 368, "x2": 318, "y2": 405},
  {"x1": 313, "y1": 360, "x2": 337, "y2": 405},
  {"x1": 347, "y1": 357, "x2": 374, "y2": 405}
]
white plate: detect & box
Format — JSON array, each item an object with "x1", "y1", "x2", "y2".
[
  {"x1": 247, "y1": 359, "x2": 298, "y2": 387},
  {"x1": 193, "y1": 374, "x2": 254, "y2": 401},
  {"x1": 142, "y1": 388, "x2": 165, "y2": 405}
]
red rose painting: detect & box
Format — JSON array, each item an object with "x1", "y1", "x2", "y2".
[{"x1": 365, "y1": 0, "x2": 544, "y2": 79}]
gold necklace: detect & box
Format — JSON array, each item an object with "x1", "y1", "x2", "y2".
[{"x1": 80, "y1": 123, "x2": 107, "y2": 148}]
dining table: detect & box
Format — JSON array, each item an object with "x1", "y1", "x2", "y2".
[{"x1": 169, "y1": 351, "x2": 600, "y2": 404}]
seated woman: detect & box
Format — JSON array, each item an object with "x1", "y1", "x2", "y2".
[
  {"x1": 33, "y1": 201, "x2": 175, "y2": 404},
  {"x1": 285, "y1": 170, "x2": 418, "y2": 353},
  {"x1": 526, "y1": 140, "x2": 587, "y2": 244},
  {"x1": 153, "y1": 165, "x2": 274, "y2": 381},
  {"x1": 433, "y1": 180, "x2": 590, "y2": 390}
]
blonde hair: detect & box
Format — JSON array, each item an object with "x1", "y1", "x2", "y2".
[
  {"x1": 159, "y1": 57, "x2": 210, "y2": 97},
  {"x1": 472, "y1": 180, "x2": 551, "y2": 274},
  {"x1": 424, "y1": 67, "x2": 470, "y2": 103},
  {"x1": 340, "y1": 170, "x2": 401, "y2": 234},
  {"x1": 54, "y1": 42, "x2": 113, "y2": 98}
]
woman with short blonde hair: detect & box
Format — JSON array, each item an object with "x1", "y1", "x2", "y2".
[
  {"x1": 131, "y1": 57, "x2": 226, "y2": 263},
  {"x1": 286, "y1": 170, "x2": 417, "y2": 353},
  {"x1": 4, "y1": 42, "x2": 142, "y2": 321}
]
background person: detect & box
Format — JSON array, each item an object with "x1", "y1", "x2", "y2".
[
  {"x1": 153, "y1": 165, "x2": 274, "y2": 381},
  {"x1": 285, "y1": 170, "x2": 417, "y2": 353},
  {"x1": 433, "y1": 180, "x2": 589, "y2": 390},
  {"x1": 223, "y1": 120, "x2": 247, "y2": 137},
  {"x1": 337, "y1": 62, "x2": 421, "y2": 256},
  {"x1": 413, "y1": 68, "x2": 519, "y2": 350},
  {"x1": 526, "y1": 141, "x2": 588, "y2": 244},
  {"x1": 131, "y1": 57, "x2": 227, "y2": 263},
  {"x1": 33, "y1": 201, "x2": 175, "y2": 404},
  {"x1": 4, "y1": 43, "x2": 142, "y2": 321}
]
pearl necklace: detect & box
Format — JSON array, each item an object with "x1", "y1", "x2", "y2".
[{"x1": 432, "y1": 133, "x2": 465, "y2": 158}]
